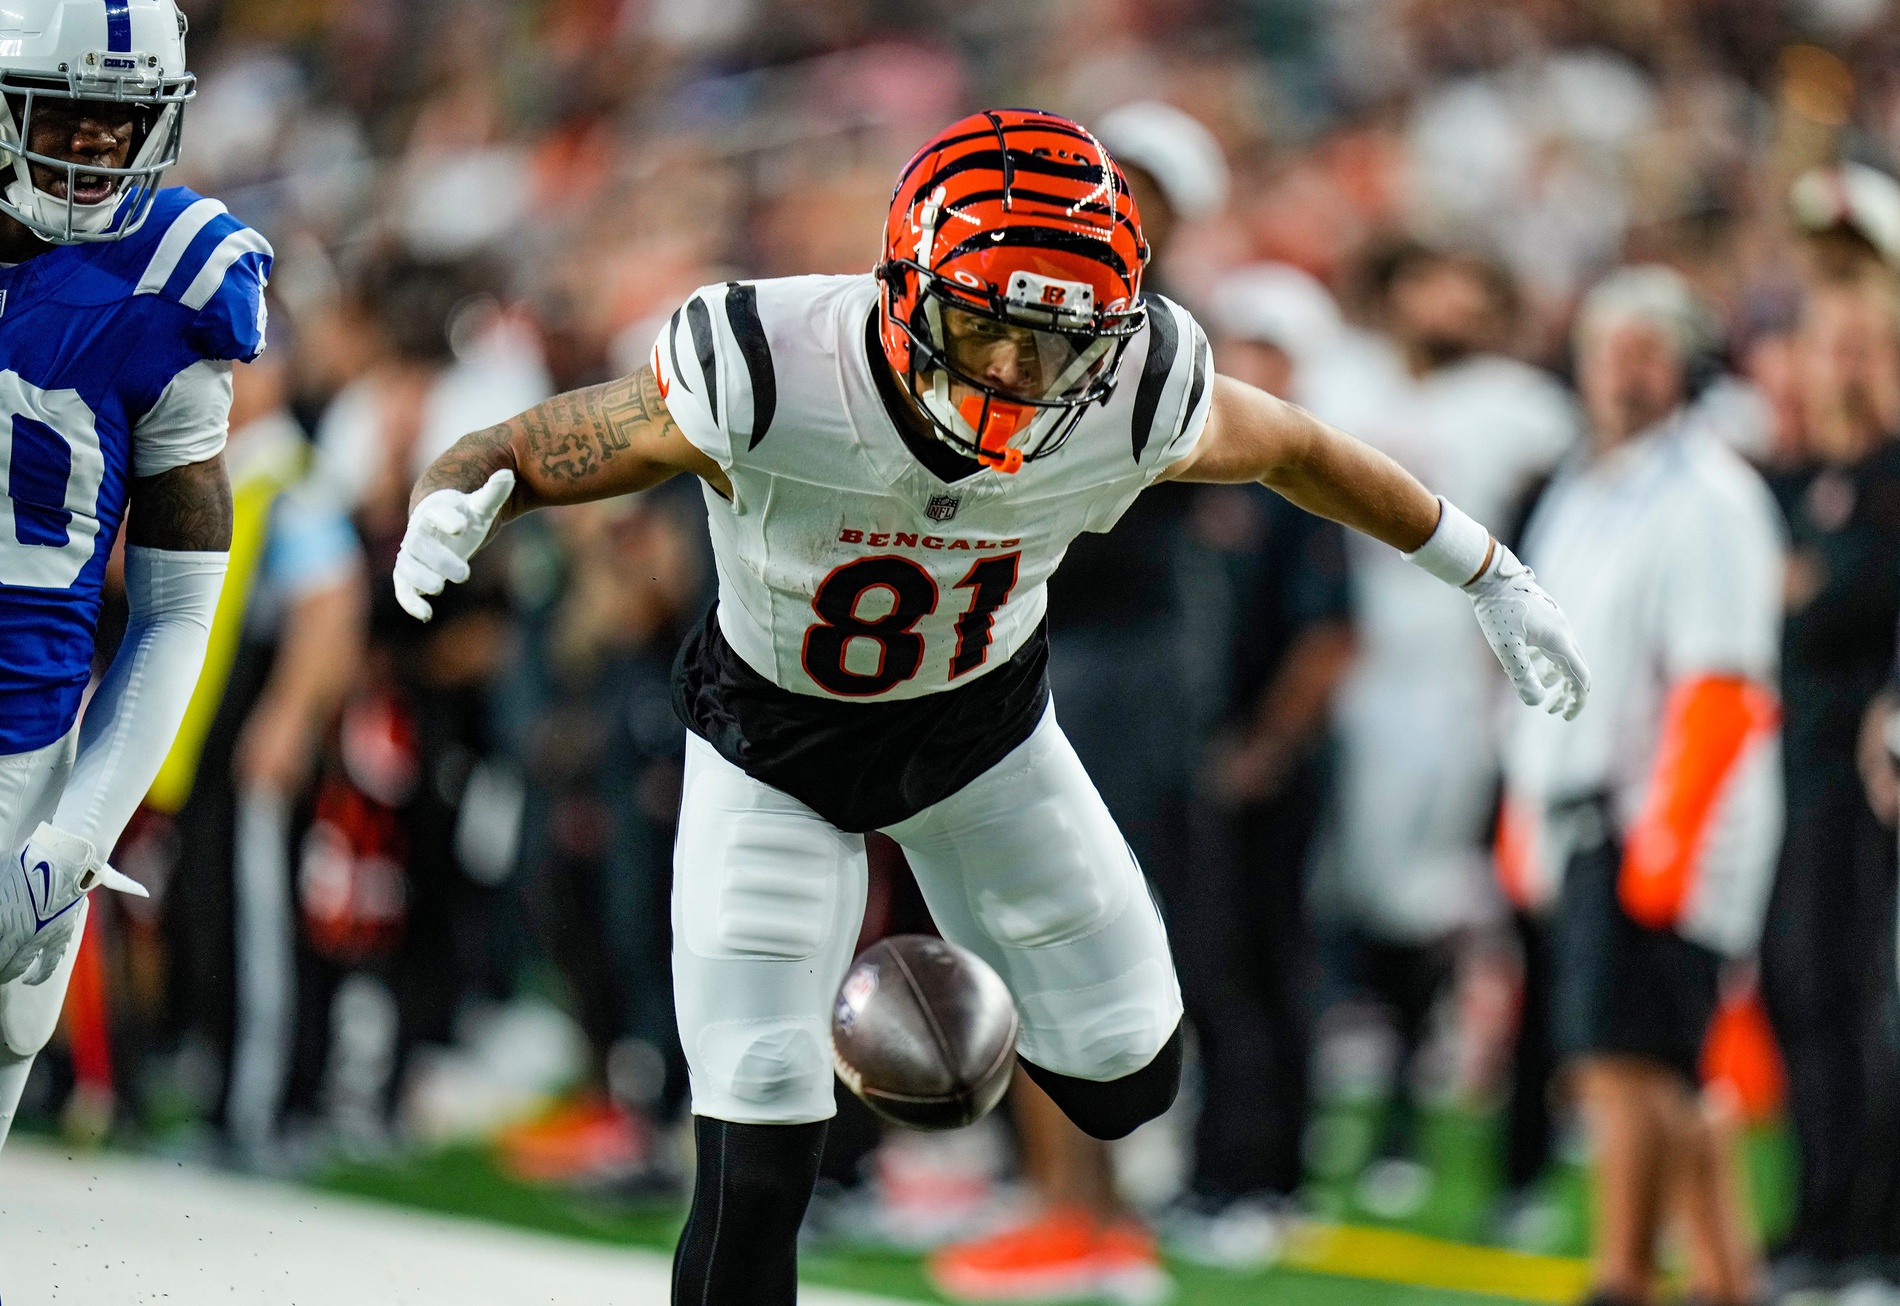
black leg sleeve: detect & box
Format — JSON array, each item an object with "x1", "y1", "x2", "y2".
[
  {"x1": 1018, "y1": 1021, "x2": 1184, "y2": 1141},
  {"x1": 671, "y1": 1117, "x2": 827, "y2": 1306}
]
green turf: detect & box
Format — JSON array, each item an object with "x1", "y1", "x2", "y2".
[
  {"x1": 318, "y1": 1145, "x2": 1529, "y2": 1304},
  {"x1": 1302, "y1": 1097, "x2": 1791, "y2": 1257},
  {"x1": 315, "y1": 1101, "x2": 1797, "y2": 1305}
]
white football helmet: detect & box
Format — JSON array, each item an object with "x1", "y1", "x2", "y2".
[{"x1": 0, "y1": 0, "x2": 193, "y2": 244}]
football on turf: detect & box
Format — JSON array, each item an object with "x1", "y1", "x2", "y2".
[{"x1": 830, "y1": 935, "x2": 1020, "y2": 1131}]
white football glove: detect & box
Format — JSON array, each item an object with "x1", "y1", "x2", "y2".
[
  {"x1": 1467, "y1": 544, "x2": 1591, "y2": 721},
  {"x1": 0, "y1": 823, "x2": 147, "y2": 987},
  {"x1": 392, "y1": 469, "x2": 515, "y2": 622}
]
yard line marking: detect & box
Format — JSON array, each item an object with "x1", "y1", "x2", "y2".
[{"x1": 1284, "y1": 1223, "x2": 1592, "y2": 1303}]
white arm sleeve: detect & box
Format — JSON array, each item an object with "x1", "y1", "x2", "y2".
[
  {"x1": 132, "y1": 359, "x2": 234, "y2": 479},
  {"x1": 52, "y1": 546, "x2": 227, "y2": 850}
]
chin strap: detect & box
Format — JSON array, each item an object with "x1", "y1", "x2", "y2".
[{"x1": 1, "y1": 173, "x2": 122, "y2": 240}]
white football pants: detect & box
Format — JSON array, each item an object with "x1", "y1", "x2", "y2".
[
  {"x1": 0, "y1": 727, "x2": 81, "y2": 1151},
  {"x1": 673, "y1": 705, "x2": 1184, "y2": 1126}
]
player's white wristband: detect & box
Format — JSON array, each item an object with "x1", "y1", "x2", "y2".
[{"x1": 1403, "y1": 497, "x2": 1496, "y2": 590}]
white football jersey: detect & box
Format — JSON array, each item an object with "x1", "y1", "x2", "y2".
[
  {"x1": 1502, "y1": 416, "x2": 1785, "y2": 955},
  {"x1": 651, "y1": 274, "x2": 1212, "y2": 702}
]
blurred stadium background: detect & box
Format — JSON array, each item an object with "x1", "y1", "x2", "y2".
[{"x1": 5, "y1": 0, "x2": 1900, "y2": 1302}]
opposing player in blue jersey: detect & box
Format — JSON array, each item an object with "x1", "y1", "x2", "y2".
[{"x1": 0, "y1": 0, "x2": 272, "y2": 1150}]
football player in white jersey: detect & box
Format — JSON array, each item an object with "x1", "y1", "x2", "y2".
[{"x1": 395, "y1": 110, "x2": 1589, "y2": 1303}]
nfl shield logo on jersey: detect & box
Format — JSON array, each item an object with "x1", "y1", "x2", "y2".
[{"x1": 927, "y1": 495, "x2": 960, "y2": 522}]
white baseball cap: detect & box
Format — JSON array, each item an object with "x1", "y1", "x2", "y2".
[
  {"x1": 1575, "y1": 264, "x2": 1717, "y2": 361},
  {"x1": 1791, "y1": 161, "x2": 1900, "y2": 267},
  {"x1": 1094, "y1": 101, "x2": 1230, "y2": 220},
  {"x1": 1210, "y1": 262, "x2": 1342, "y2": 369}
]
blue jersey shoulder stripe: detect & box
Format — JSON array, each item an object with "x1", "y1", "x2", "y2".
[
  {"x1": 105, "y1": 0, "x2": 131, "y2": 53},
  {"x1": 155, "y1": 213, "x2": 236, "y2": 301},
  {"x1": 179, "y1": 228, "x2": 272, "y2": 311},
  {"x1": 156, "y1": 212, "x2": 244, "y2": 302},
  {"x1": 135, "y1": 197, "x2": 228, "y2": 297}
]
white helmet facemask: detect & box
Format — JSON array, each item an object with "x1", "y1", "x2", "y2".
[{"x1": 0, "y1": 1, "x2": 193, "y2": 246}]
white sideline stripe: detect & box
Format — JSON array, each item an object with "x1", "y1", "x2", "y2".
[
  {"x1": 134, "y1": 197, "x2": 227, "y2": 296},
  {"x1": 179, "y1": 227, "x2": 273, "y2": 310},
  {"x1": 0, "y1": 1140, "x2": 910, "y2": 1306}
]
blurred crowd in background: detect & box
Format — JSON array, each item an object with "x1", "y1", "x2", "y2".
[{"x1": 22, "y1": 0, "x2": 1900, "y2": 1299}]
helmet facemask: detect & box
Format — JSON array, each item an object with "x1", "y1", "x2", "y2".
[
  {"x1": 886, "y1": 261, "x2": 1141, "y2": 473},
  {"x1": 0, "y1": 57, "x2": 191, "y2": 245}
]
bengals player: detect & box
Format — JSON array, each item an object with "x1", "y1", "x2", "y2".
[{"x1": 394, "y1": 110, "x2": 1589, "y2": 1304}]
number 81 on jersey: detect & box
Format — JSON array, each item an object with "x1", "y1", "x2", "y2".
[{"x1": 801, "y1": 553, "x2": 1022, "y2": 697}]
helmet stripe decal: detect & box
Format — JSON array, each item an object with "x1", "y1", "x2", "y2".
[
  {"x1": 723, "y1": 282, "x2": 777, "y2": 449},
  {"x1": 980, "y1": 111, "x2": 1013, "y2": 211},
  {"x1": 892, "y1": 119, "x2": 1103, "y2": 189},
  {"x1": 104, "y1": 0, "x2": 132, "y2": 52},
  {"x1": 1130, "y1": 298, "x2": 1180, "y2": 462},
  {"x1": 941, "y1": 225, "x2": 1132, "y2": 281},
  {"x1": 685, "y1": 294, "x2": 719, "y2": 424},
  {"x1": 944, "y1": 189, "x2": 1131, "y2": 229},
  {"x1": 911, "y1": 151, "x2": 1108, "y2": 202}
]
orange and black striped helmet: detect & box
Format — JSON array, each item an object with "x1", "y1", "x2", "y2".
[{"x1": 876, "y1": 109, "x2": 1150, "y2": 472}]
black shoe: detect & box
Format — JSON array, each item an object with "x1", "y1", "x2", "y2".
[{"x1": 1765, "y1": 1254, "x2": 1847, "y2": 1305}]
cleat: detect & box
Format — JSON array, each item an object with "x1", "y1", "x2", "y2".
[
  {"x1": 928, "y1": 1205, "x2": 1172, "y2": 1303},
  {"x1": 493, "y1": 1093, "x2": 650, "y2": 1185}
]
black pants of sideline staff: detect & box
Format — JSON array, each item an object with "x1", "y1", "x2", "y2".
[
  {"x1": 1761, "y1": 787, "x2": 1900, "y2": 1271},
  {"x1": 1166, "y1": 768, "x2": 1322, "y2": 1201}
]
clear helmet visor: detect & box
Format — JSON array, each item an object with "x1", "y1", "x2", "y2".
[
  {"x1": 889, "y1": 261, "x2": 1145, "y2": 472},
  {"x1": 932, "y1": 300, "x2": 1116, "y2": 405}
]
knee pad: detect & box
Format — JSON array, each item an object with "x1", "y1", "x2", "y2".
[
  {"x1": 1021, "y1": 1020, "x2": 1184, "y2": 1141},
  {"x1": 1015, "y1": 955, "x2": 1180, "y2": 1081},
  {"x1": 691, "y1": 1018, "x2": 835, "y2": 1122}
]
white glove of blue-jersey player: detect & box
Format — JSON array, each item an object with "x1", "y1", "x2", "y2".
[
  {"x1": 392, "y1": 469, "x2": 515, "y2": 622},
  {"x1": 0, "y1": 823, "x2": 148, "y2": 987}
]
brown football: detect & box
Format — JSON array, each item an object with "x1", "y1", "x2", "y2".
[{"x1": 830, "y1": 935, "x2": 1020, "y2": 1131}]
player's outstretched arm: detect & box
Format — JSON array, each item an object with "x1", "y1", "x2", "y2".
[
  {"x1": 408, "y1": 364, "x2": 729, "y2": 519},
  {"x1": 1168, "y1": 375, "x2": 1590, "y2": 719},
  {"x1": 396, "y1": 365, "x2": 726, "y2": 622},
  {"x1": 4, "y1": 454, "x2": 233, "y2": 985},
  {"x1": 1164, "y1": 375, "x2": 1440, "y2": 549}
]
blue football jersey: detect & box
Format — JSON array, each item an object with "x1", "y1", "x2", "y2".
[{"x1": 0, "y1": 187, "x2": 272, "y2": 754}]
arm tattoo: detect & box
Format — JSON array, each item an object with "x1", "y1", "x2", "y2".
[
  {"x1": 527, "y1": 369, "x2": 679, "y2": 484},
  {"x1": 412, "y1": 421, "x2": 517, "y2": 511},
  {"x1": 128, "y1": 454, "x2": 234, "y2": 551},
  {"x1": 411, "y1": 366, "x2": 686, "y2": 515}
]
